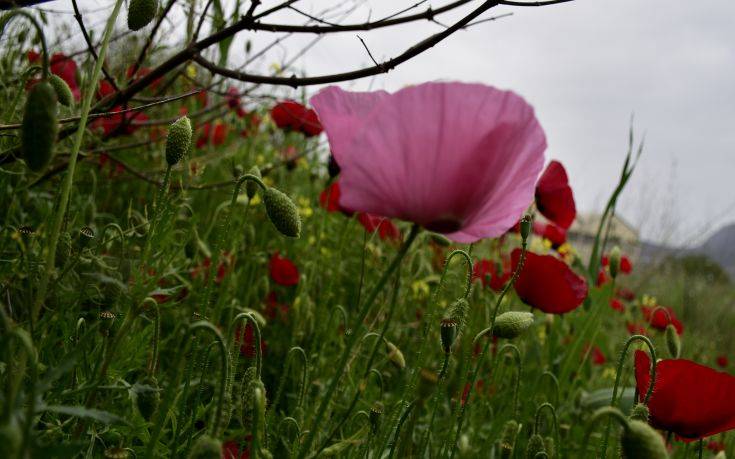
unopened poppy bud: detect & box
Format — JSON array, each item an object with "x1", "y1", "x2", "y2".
[
  {"x1": 165, "y1": 116, "x2": 192, "y2": 166},
  {"x1": 263, "y1": 187, "x2": 301, "y2": 238},
  {"x1": 665, "y1": 324, "x2": 681, "y2": 358},
  {"x1": 440, "y1": 318, "x2": 458, "y2": 354},
  {"x1": 22, "y1": 80, "x2": 58, "y2": 172},
  {"x1": 99, "y1": 310, "x2": 116, "y2": 335},
  {"x1": 369, "y1": 403, "x2": 383, "y2": 434},
  {"x1": 620, "y1": 419, "x2": 668, "y2": 459},
  {"x1": 79, "y1": 226, "x2": 95, "y2": 249},
  {"x1": 492, "y1": 311, "x2": 534, "y2": 339},
  {"x1": 543, "y1": 436, "x2": 555, "y2": 459},
  {"x1": 187, "y1": 434, "x2": 222, "y2": 459},
  {"x1": 520, "y1": 215, "x2": 532, "y2": 241},
  {"x1": 609, "y1": 246, "x2": 621, "y2": 279},
  {"x1": 49, "y1": 74, "x2": 74, "y2": 107},
  {"x1": 135, "y1": 376, "x2": 160, "y2": 421},
  {"x1": 526, "y1": 434, "x2": 546, "y2": 459},
  {"x1": 499, "y1": 420, "x2": 519, "y2": 459},
  {"x1": 449, "y1": 298, "x2": 469, "y2": 330},
  {"x1": 128, "y1": 0, "x2": 158, "y2": 31},
  {"x1": 430, "y1": 233, "x2": 452, "y2": 247},
  {"x1": 629, "y1": 403, "x2": 649, "y2": 422},
  {"x1": 104, "y1": 447, "x2": 129, "y2": 459},
  {"x1": 246, "y1": 165, "x2": 261, "y2": 199},
  {"x1": 458, "y1": 434, "x2": 471, "y2": 455},
  {"x1": 386, "y1": 341, "x2": 406, "y2": 369}
]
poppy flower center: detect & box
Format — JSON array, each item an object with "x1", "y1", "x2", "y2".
[{"x1": 425, "y1": 217, "x2": 462, "y2": 234}]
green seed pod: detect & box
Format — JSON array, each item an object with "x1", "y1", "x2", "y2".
[
  {"x1": 48, "y1": 74, "x2": 73, "y2": 107},
  {"x1": 440, "y1": 318, "x2": 458, "y2": 354},
  {"x1": 665, "y1": 324, "x2": 681, "y2": 359},
  {"x1": 55, "y1": 231, "x2": 72, "y2": 267},
  {"x1": 104, "y1": 447, "x2": 130, "y2": 459},
  {"x1": 629, "y1": 403, "x2": 649, "y2": 422},
  {"x1": 449, "y1": 298, "x2": 469, "y2": 331},
  {"x1": 99, "y1": 310, "x2": 117, "y2": 336},
  {"x1": 385, "y1": 341, "x2": 405, "y2": 369},
  {"x1": 135, "y1": 376, "x2": 160, "y2": 421},
  {"x1": 246, "y1": 165, "x2": 261, "y2": 200},
  {"x1": 543, "y1": 436, "x2": 555, "y2": 459},
  {"x1": 609, "y1": 246, "x2": 621, "y2": 279},
  {"x1": 430, "y1": 233, "x2": 452, "y2": 247},
  {"x1": 620, "y1": 420, "x2": 668, "y2": 459},
  {"x1": 263, "y1": 187, "x2": 301, "y2": 238},
  {"x1": 165, "y1": 116, "x2": 192, "y2": 166},
  {"x1": 526, "y1": 434, "x2": 546, "y2": 459},
  {"x1": 187, "y1": 434, "x2": 222, "y2": 459},
  {"x1": 499, "y1": 420, "x2": 519, "y2": 459},
  {"x1": 492, "y1": 311, "x2": 535, "y2": 339},
  {"x1": 127, "y1": 0, "x2": 158, "y2": 31},
  {"x1": 520, "y1": 215, "x2": 532, "y2": 241},
  {"x1": 22, "y1": 80, "x2": 58, "y2": 172},
  {"x1": 369, "y1": 403, "x2": 383, "y2": 434}
]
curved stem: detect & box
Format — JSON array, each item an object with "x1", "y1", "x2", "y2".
[
  {"x1": 189, "y1": 321, "x2": 230, "y2": 438},
  {"x1": 581, "y1": 407, "x2": 629, "y2": 458},
  {"x1": 296, "y1": 224, "x2": 420, "y2": 459},
  {"x1": 269, "y1": 346, "x2": 308, "y2": 422},
  {"x1": 229, "y1": 312, "x2": 263, "y2": 378},
  {"x1": 534, "y1": 403, "x2": 560, "y2": 458},
  {"x1": 0, "y1": 11, "x2": 50, "y2": 78},
  {"x1": 387, "y1": 400, "x2": 416, "y2": 458},
  {"x1": 539, "y1": 371, "x2": 560, "y2": 407}
]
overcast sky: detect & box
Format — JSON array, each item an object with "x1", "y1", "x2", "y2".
[{"x1": 47, "y1": 0, "x2": 735, "y2": 246}]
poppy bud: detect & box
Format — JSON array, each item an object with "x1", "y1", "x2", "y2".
[
  {"x1": 55, "y1": 231, "x2": 72, "y2": 267},
  {"x1": 520, "y1": 215, "x2": 532, "y2": 242},
  {"x1": 449, "y1": 298, "x2": 469, "y2": 330},
  {"x1": 665, "y1": 324, "x2": 681, "y2": 358},
  {"x1": 430, "y1": 233, "x2": 452, "y2": 247},
  {"x1": 458, "y1": 434, "x2": 471, "y2": 455},
  {"x1": 543, "y1": 436, "x2": 555, "y2": 459},
  {"x1": 104, "y1": 447, "x2": 129, "y2": 459},
  {"x1": 440, "y1": 318, "x2": 458, "y2": 354},
  {"x1": 369, "y1": 403, "x2": 382, "y2": 434},
  {"x1": 49, "y1": 74, "x2": 74, "y2": 107},
  {"x1": 499, "y1": 420, "x2": 519, "y2": 459},
  {"x1": 526, "y1": 434, "x2": 546, "y2": 459},
  {"x1": 327, "y1": 154, "x2": 340, "y2": 178},
  {"x1": 22, "y1": 80, "x2": 58, "y2": 172},
  {"x1": 620, "y1": 419, "x2": 668, "y2": 459},
  {"x1": 246, "y1": 165, "x2": 261, "y2": 200},
  {"x1": 629, "y1": 403, "x2": 649, "y2": 422},
  {"x1": 386, "y1": 341, "x2": 406, "y2": 369},
  {"x1": 99, "y1": 310, "x2": 116, "y2": 335},
  {"x1": 78, "y1": 226, "x2": 95, "y2": 249},
  {"x1": 609, "y1": 246, "x2": 621, "y2": 279},
  {"x1": 135, "y1": 376, "x2": 160, "y2": 421},
  {"x1": 165, "y1": 116, "x2": 192, "y2": 166},
  {"x1": 263, "y1": 187, "x2": 301, "y2": 238},
  {"x1": 187, "y1": 434, "x2": 222, "y2": 459},
  {"x1": 492, "y1": 311, "x2": 534, "y2": 339},
  {"x1": 128, "y1": 0, "x2": 158, "y2": 31}
]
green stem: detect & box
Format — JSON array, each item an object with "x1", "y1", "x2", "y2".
[
  {"x1": 581, "y1": 407, "x2": 629, "y2": 458},
  {"x1": 420, "y1": 353, "x2": 451, "y2": 455},
  {"x1": 229, "y1": 313, "x2": 262, "y2": 379},
  {"x1": 31, "y1": 0, "x2": 124, "y2": 326},
  {"x1": 189, "y1": 321, "x2": 229, "y2": 437},
  {"x1": 296, "y1": 224, "x2": 420, "y2": 459},
  {"x1": 0, "y1": 11, "x2": 50, "y2": 78}
]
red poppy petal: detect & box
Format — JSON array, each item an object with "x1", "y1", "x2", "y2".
[{"x1": 535, "y1": 160, "x2": 576, "y2": 229}]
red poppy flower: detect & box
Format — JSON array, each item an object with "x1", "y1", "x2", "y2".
[
  {"x1": 511, "y1": 249, "x2": 588, "y2": 314},
  {"x1": 264, "y1": 291, "x2": 289, "y2": 321},
  {"x1": 642, "y1": 305, "x2": 684, "y2": 334},
  {"x1": 222, "y1": 439, "x2": 250, "y2": 459},
  {"x1": 532, "y1": 221, "x2": 566, "y2": 247},
  {"x1": 319, "y1": 182, "x2": 342, "y2": 213},
  {"x1": 716, "y1": 356, "x2": 728, "y2": 368},
  {"x1": 609, "y1": 298, "x2": 625, "y2": 313},
  {"x1": 196, "y1": 122, "x2": 211, "y2": 149},
  {"x1": 596, "y1": 269, "x2": 609, "y2": 287},
  {"x1": 226, "y1": 86, "x2": 241, "y2": 109},
  {"x1": 234, "y1": 323, "x2": 266, "y2": 359},
  {"x1": 212, "y1": 122, "x2": 227, "y2": 146},
  {"x1": 473, "y1": 258, "x2": 511, "y2": 293},
  {"x1": 90, "y1": 106, "x2": 148, "y2": 136},
  {"x1": 626, "y1": 321, "x2": 647, "y2": 335},
  {"x1": 635, "y1": 350, "x2": 735, "y2": 441},
  {"x1": 583, "y1": 345, "x2": 607, "y2": 365},
  {"x1": 535, "y1": 160, "x2": 576, "y2": 229},
  {"x1": 240, "y1": 112, "x2": 262, "y2": 138},
  {"x1": 270, "y1": 100, "x2": 323, "y2": 137},
  {"x1": 269, "y1": 252, "x2": 299, "y2": 286},
  {"x1": 602, "y1": 253, "x2": 633, "y2": 275},
  {"x1": 357, "y1": 213, "x2": 401, "y2": 242},
  {"x1": 616, "y1": 287, "x2": 636, "y2": 302},
  {"x1": 706, "y1": 441, "x2": 725, "y2": 452},
  {"x1": 97, "y1": 79, "x2": 115, "y2": 99},
  {"x1": 126, "y1": 65, "x2": 162, "y2": 90}
]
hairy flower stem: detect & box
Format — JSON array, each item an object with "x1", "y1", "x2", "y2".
[
  {"x1": 296, "y1": 224, "x2": 420, "y2": 459},
  {"x1": 599, "y1": 334, "x2": 657, "y2": 456},
  {"x1": 31, "y1": 0, "x2": 124, "y2": 329},
  {"x1": 535, "y1": 403, "x2": 560, "y2": 455},
  {"x1": 420, "y1": 353, "x2": 451, "y2": 455},
  {"x1": 139, "y1": 165, "x2": 172, "y2": 267},
  {"x1": 581, "y1": 407, "x2": 630, "y2": 457},
  {"x1": 448, "y1": 240, "x2": 528, "y2": 459}
]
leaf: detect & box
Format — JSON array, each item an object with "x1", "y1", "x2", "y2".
[
  {"x1": 40, "y1": 405, "x2": 130, "y2": 425},
  {"x1": 581, "y1": 387, "x2": 636, "y2": 415}
]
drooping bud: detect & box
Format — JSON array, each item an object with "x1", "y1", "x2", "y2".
[
  {"x1": 520, "y1": 215, "x2": 532, "y2": 242},
  {"x1": 135, "y1": 376, "x2": 160, "y2": 421},
  {"x1": 609, "y1": 246, "x2": 622, "y2": 279},
  {"x1": 49, "y1": 74, "x2": 74, "y2": 107},
  {"x1": 263, "y1": 187, "x2": 301, "y2": 238},
  {"x1": 499, "y1": 420, "x2": 519, "y2": 459},
  {"x1": 449, "y1": 298, "x2": 469, "y2": 331},
  {"x1": 525, "y1": 434, "x2": 546, "y2": 459},
  {"x1": 440, "y1": 318, "x2": 458, "y2": 354},
  {"x1": 665, "y1": 324, "x2": 681, "y2": 358},
  {"x1": 22, "y1": 80, "x2": 58, "y2": 172},
  {"x1": 620, "y1": 419, "x2": 668, "y2": 459},
  {"x1": 492, "y1": 311, "x2": 535, "y2": 339},
  {"x1": 543, "y1": 436, "x2": 555, "y2": 459},
  {"x1": 187, "y1": 434, "x2": 222, "y2": 459},
  {"x1": 386, "y1": 341, "x2": 406, "y2": 369},
  {"x1": 128, "y1": 0, "x2": 158, "y2": 31},
  {"x1": 165, "y1": 116, "x2": 192, "y2": 166},
  {"x1": 629, "y1": 403, "x2": 649, "y2": 422},
  {"x1": 246, "y1": 165, "x2": 261, "y2": 200},
  {"x1": 429, "y1": 233, "x2": 452, "y2": 247},
  {"x1": 369, "y1": 403, "x2": 383, "y2": 434}
]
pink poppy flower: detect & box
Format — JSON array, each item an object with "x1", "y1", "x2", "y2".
[{"x1": 310, "y1": 82, "x2": 546, "y2": 243}]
